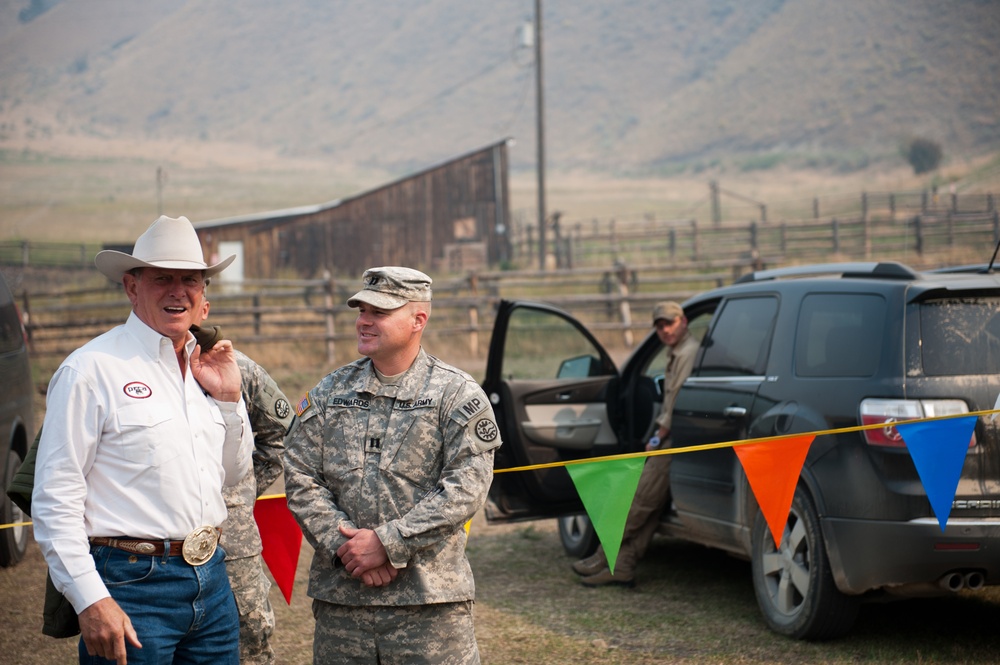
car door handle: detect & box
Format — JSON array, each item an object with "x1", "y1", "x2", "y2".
[
  {"x1": 723, "y1": 406, "x2": 747, "y2": 418},
  {"x1": 556, "y1": 392, "x2": 574, "y2": 401}
]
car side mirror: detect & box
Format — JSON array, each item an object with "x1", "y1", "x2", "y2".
[{"x1": 557, "y1": 354, "x2": 599, "y2": 379}]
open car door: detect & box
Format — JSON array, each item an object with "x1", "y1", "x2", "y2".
[{"x1": 482, "y1": 300, "x2": 624, "y2": 523}]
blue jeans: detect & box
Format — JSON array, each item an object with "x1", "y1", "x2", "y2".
[{"x1": 80, "y1": 544, "x2": 239, "y2": 664}]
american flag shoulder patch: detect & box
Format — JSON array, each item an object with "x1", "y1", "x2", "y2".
[{"x1": 295, "y1": 394, "x2": 312, "y2": 417}]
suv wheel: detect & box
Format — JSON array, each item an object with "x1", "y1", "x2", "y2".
[
  {"x1": 0, "y1": 449, "x2": 28, "y2": 567},
  {"x1": 558, "y1": 514, "x2": 598, "y2": 558},
  {"x1": 750, "y1": 488, "x2": 859, "y2": 640}
]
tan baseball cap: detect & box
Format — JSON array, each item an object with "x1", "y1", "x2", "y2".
[
  {"x1": 347, "y1": 266, "x2": 433, "y2": 310},
  {"x1": 652, "y1": 301, "x2": 684, "y2": 325}
]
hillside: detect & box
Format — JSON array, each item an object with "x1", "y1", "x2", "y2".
[{"x1": 1, "y1": 0, "x2": 998, "y2": 177}]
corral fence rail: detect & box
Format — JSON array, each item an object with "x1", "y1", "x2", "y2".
[
  {"x1": 511, "y1": 208, "x2": 1000, "y2": 269},
  {"x1": 17, "y1": 259, "x2": 765, "y2": 364}
]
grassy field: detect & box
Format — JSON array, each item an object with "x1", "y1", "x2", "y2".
[{"x1": 2, "y1": 144, "x2": 998, "y2": 247}]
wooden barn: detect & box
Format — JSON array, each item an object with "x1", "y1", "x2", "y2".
[{"x1": 194, "y1": 139, "x2": 513, "y2": 284}]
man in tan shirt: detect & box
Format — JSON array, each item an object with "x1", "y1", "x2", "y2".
[{"x1": 574, "y1": 301, "x2": 699, "y2": 587}]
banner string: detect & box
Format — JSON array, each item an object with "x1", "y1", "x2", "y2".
[
  {"x1": 492, "y1": 407, "x2": 1000, "y2": 474},
  {"x1": 3, "y1": 408, "x2": 997, "y2": 531}
]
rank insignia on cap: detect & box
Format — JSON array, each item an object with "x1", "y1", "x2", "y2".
[{"x1": 295, "y1": 394, "x2": 311, "y2": 417}]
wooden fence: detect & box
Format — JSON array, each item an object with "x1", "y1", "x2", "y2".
[
  {"x1": 17, "y1": 260, "x2": 758, "y2": 365},
  {"x1": 513, "y1": 208, "x2": 1000, "y2": 269},
  {"x1": 8, "y1": 189, "x2": 1000, "y2": 369}
]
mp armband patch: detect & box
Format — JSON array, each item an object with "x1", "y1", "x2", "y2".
[{"x1": 457, "y1": 396, "x2": 488, "y2": 421}]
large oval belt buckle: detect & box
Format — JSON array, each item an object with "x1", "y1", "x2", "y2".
[{"x1": 182, "y1": 526, "x2": 218, "y2": 566}]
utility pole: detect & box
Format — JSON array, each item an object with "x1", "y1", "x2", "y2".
[
  {"x1": 534, "y1": 0, "x2": 547, "y2": 271},
  {"x1": 156, "y1": 166, "x2": 166, "y2": 216}
]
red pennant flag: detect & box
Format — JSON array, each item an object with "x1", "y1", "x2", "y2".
[
  {"x1": 735, "y1": 435, "x2": 815, "y2": 548},
  {"x1": 253, "y1": 495, "x2": 303, "y2": 604}
]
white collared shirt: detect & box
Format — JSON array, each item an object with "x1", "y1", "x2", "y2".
[{"x1": 32, "y1": 312, "x2": 253, "y2": 613}]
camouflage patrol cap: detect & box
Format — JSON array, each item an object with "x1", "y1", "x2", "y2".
[
  {"x1": 347, "y1": 266, "x2": 433, "y2": 310},
  {"x1": 652, "y1": 301, "x2": 684, "y2": 325}
]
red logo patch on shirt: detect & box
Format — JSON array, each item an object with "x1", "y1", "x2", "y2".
[{"x1": 123, "y1": 382, "x2": 152, "y2": 399}]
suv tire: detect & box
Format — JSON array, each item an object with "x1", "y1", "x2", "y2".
[
  {"x1": 0, "y1": 448, "x2": 28, "y2": 567},
  {"x1": 558, "y1": 514, "x2": 598, "y2": 558},
  {"x1": 751, "y1": 487, "x2": 859, "y2": 640}
]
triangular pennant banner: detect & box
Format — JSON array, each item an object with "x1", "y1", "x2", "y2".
[
  {"x1": 897, "y1": 416, "x2": 976, "y2": 532},
  {"x1": 253, "y1": 495, "x2": 303, "y2": 604},
  {"x1": 566, "y1": 456, "x2": 646, "y2": 575},
  {"x1": 735, "y1": 434, "x2": 815, "y2": 548}
]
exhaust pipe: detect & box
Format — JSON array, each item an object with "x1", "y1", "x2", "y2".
[
  {"x1": 938, "y1": 572, "x2": 964, "y2": 592},
  {"x1": 964, "y1": 571, "x2": 986, "y2": 591}
]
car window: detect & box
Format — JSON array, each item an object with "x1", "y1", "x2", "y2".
[
  {"x1": 696, "y1": 296, "x2": 777, "y2": 376},
  {"x1": 795, "y1": 293, "x2": 885, "y2": 377},
  {"x1": 502, "y1": 306, "x2": 612, "y2": 380},
  {"x1": 919, "y1": 297, "x2": 1000, "y2": 376}
]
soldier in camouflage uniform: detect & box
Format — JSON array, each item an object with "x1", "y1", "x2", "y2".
[
  {"x1": 194, "y1": 305, "x2": 293, "y2": 665},
  {"x1": 283, "y1": 266, "x2": 502, "y2": 665}
]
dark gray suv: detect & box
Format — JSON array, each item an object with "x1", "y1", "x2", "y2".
[
  {"x1": 482, "y1": 261, "x2": 1000, "y2": 639},
  {"x1": 0, "y1": 271, "x2": 33, "y2": 567}
]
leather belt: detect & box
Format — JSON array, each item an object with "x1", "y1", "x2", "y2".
[
  {"x1": 90, "y1": 526, "x2": 221, "y2": 565},
  {"x1": 89, "y1": 537, "x2": 184, "y2": 557}
]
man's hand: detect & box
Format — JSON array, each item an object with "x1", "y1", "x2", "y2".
[
  {"x1": 337, "y1": 524, "x2": 391, "y2": 580},
  {"x1": 190, "y1": 339, "x2": 242, "y2": 402},
  {"x1": 79, "y1": 597, "x2": 141, "y2": 664},
  {"x1": 360, "y1": 562, "x2": 399, "y2": 588}
]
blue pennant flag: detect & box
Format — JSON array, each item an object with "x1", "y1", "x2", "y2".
[{"x1": 896, "y1": 416, "x2": 977, "y2": 532}]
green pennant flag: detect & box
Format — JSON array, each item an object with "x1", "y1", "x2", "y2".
[{"x1": 566, "y1": 456, "x2": 647, "y2": 574}]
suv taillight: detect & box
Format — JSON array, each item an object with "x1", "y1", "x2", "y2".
[
  {"x1": 859, "y1": 398, "x2": 975, "y2": 448},
  {"x1": 13, "y1": 302, "x2": 29, "y2": 345}
]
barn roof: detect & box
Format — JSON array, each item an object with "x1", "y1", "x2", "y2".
[{"x1": 193, "y1": 137, "x2": 513, "y2": 231}]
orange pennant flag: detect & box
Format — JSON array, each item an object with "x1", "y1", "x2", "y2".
[
  {"x1": 734, "y1": 435, "x2": 815, "y2": 548},
  {"x1": 253, "y1": 495, "x2": 303, "y2": 604}
]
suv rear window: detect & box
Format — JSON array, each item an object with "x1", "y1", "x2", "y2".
[
  {"x1": 795, "y1": 293, "x2": 885, "y2": 377},
  {"x1": 920, "y1": 297, "x2": 1000, "y2": 376}
]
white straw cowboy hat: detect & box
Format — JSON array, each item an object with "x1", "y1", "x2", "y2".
[{"x1": 95, "y1": 215, "x2": 235, "y2": 281}]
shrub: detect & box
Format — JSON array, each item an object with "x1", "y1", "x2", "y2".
[{"x1": 904, "y1": 137, "x2": 943, "y2": 174}]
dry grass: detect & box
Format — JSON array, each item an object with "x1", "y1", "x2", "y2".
[{"x1": 7, "y1": 516, "x2": 999, "y2": 665}]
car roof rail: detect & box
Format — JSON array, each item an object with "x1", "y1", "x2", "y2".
[
  {"x1": 926, "y1": 263, "x2": 993, "y2": 274},
  {"x1": 735, "y1": 261, "x2": 919, "y2": 284}
]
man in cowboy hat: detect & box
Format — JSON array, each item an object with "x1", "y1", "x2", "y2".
[{"x1": 32, "y1": 215, "x2": 255, "y2": 664}]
